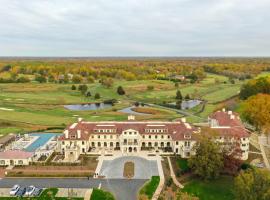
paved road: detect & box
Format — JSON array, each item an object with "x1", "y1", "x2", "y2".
[
  {"x1": 99, "y1": 156, "x2": 159, "y2": 179},
  {"x1": 0, "y1": 178, "x2": 147, "y2": 200}
]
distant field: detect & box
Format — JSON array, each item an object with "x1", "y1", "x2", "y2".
[{"x1": 0, "y1": 73, "x2": 248, "y2": 134}]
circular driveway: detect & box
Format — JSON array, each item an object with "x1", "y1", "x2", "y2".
[{"x1": 99, "y1": 156, "x2": 159, "y2": 179}]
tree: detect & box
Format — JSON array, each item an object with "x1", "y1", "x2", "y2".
[
  {"x1": 117, "y1": 86, "x2": 125, "y2": 95},
  {"x1": 243, "y1": 94, "x2": 270, "y2": 142},
  {"x1": 176, "y1": 90, "x2": 183, "y2": 100},
  {"x1": 86, "y1": 91, "x2": 91, "y2": 97},
  {"x1": 175, "y1": 82, "x2": 179, "y2": 88},
  {"x1": 188, "y1": 135, "x2": 224, "y2": 180},
  {"x1": 78, "y1": 84, "x2": 88, "y2": 95},
  {"x1": 94, "y1": 93, "x2": 101, "y2": 99},
  {"x1": 185, "y1": 94, "x2": 191, "y2": 100},
  {"x1": 71, "y1": 85, "x2": 76, "y2": 90},
  {"x1": 176, "y1": 100, "x2": 182, "y2": 110},
  {"x1": 35, "y1": 75, "x2": 47, "y2": 83},
  {"x1": 234, "y1": 169, "x2": 270, "y2": 200},
  {"x1": 101, "y1": 78, "x2": 114, "y2": 88},
  {"x1": 72, "y1": 75, "x2": 82, "y2": 83}
]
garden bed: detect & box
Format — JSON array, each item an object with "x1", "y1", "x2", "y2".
[{"x1": 123, "y1": 161, "x2": 134, "y2": 178}]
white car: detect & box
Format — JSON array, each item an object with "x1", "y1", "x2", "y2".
[
  {"x1": 25, "y1": 185, "x2": 35, "y2": 196},
  {"x1": 9, "y1": 184, "x2": 20, "y2": 196}
]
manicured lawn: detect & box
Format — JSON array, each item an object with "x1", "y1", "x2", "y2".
[
  {"x1": 90, "y1": 188, "x2": 115, "y2": 200},
  {"x1": 176, "y1": 158, "x2": 189, "y2": 172},
  {"x1": 139, "y1": 176, "x2": 160, "y2": 199},
  {"x1": 182, "y1": 176, "x2": 234, "y2": 200},
  {"x1": 0, "y1": 73, "x2": 249, "y2": 133}
]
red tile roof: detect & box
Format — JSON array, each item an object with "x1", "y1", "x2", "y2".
[
  {"x1": 210, "y1": 110, "x2": 249, "y2": 138},
  {"x1": 0, "y1": 150, "x2": 34, "y2": 159},
  {"x1": 59, "y1": 121, "x2": 197, "y2": 141}
]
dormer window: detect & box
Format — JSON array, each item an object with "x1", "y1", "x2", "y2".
[{"x1": 184, "y1": 134, "x2": 191, "y2": 139}]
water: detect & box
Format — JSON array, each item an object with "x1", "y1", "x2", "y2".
[
  {"x1": 64, "y1": 103, "x2": 112, "y2": 111},
  {"x1": 181, "y1": 100, "x2": 202, "y2": 109},
  {"x1": 25, "y1": 133, "x2": 60, "y2": 152},
  {"x1": 119, "y1": 106, "x2": 151, "y2": 115}
]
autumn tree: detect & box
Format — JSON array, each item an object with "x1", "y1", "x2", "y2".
[
  {"x1": 243, "y1": 94, "x2": 270, "y2": 142},
  {"x1": 234, "y1": 169, "x2": 270, "y2": 200},
  {"x1": 188, "y1": 135, "x2": 224, "y2": 180},
  {"x1": 72, "y1": 75, "x2": 82, "y2": 83}
]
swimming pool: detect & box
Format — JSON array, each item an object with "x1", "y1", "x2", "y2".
[{"x1": 25, "y1": 133, "x2": 60, "y2": 152}]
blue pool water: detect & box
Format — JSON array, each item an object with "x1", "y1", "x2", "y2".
[{"x1": 25, "y1": 133, "x2": 60, "y2": 152}]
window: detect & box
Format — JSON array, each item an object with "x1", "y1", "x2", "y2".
[
  {"x1": 129, "y1": 132, "x2": 132, "y2": 135},
  {"x1": 0, "y1": 160, "x2": 5, "y2": 165},
  {"x1": 82, "y1": 141, "x2": 85, "y2": 145},
  {"x1": 176, "y1": 141, "x2": 179, "y2": 145},
  {"x1": 167, "y1": 135, "x2": 170, "y2": 139},
  {"x1": 92, "y1": 142, "x2": 95, "y2": 147},
  {"x1": 110, "y1": 135, "x2": 113, "y2": 139},
  {"x1": 82, "y1": 148, "x2": 85, "y2": 153},
  {"x1": 98, "y1": 135, "x2": 100, "y2": 139},
  {"x1": 62, "y1": 141, "x2": 65, "y2": 145},
  {"x1": 18, "y1": 160, "x2": 23, "y2": 165},
  {"x1": 104, "y1": 135, "x2": 107, "y2": 139},
  {"x1": 149, "y1": 135, "x2": 151, "y2": 139},
  {"x1": 161, "y1": 135, "x2": 164, "y2": 139},
  {"x1": 155, "y1": 135, "x2": 157, "y2": 139}
]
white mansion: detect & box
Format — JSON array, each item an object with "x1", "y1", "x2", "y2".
[{"x1": 58, "y1": 109, "x2": 250, "y2": 162}]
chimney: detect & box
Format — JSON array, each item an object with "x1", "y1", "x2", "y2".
[
  {"x1": 128, "y1": 115, "x2": 135, "y2": 121},
  {"x1": 64, "y1": 130, "x2": 69, "y2": 139},
  {"x1": 181, "y1": 118, "x2": 186, "y2": 123},
  {"x1": 222, "y1": 108, "x2": 226, "y2": 112},
  {"x1": 78, "y1": 118, "x2": 83, "y2": 122},
  {"x1": 77, "y1": 130, "x2": 81, "y2": 139},
  {"x1": 230, "y1": 115, "x2": 235, "y2": 120},
  {"x1": 228, "y1": 111, "x2": 232, "y2": 115}
]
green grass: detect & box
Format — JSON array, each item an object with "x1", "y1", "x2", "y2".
[
  {"x1": 0, "y1": 188, "x2": 83, "y2": 200},
  {"x1": 182, "y1": 176, "x2": 234, "y2": 200},
  {"x1": 90, "y1": 189, "x2": 115, "y2": 200},
  {"x1": 176, "y1": 158, "x2": 189, "y2": 172},
  {"x1": 139, "y1": 176, "x2": 160, "y2": 199},
  {"x1": 0, "y1": 73, "x2": 249, "y2": 133}
]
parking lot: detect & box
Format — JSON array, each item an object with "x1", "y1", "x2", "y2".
[{"x1": 0, "y1": 178, "x2": 147, "y2": 200}]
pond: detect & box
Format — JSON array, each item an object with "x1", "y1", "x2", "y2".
[
  {"x1": 181, "y1": 100, "x2": 202, "y2": 109},
  {"x1": 119, "y1": 106, "x2": 151, "y2": 115},
  {"x1": 64, "y1": 103, "x2": 113, "y2": 111}
]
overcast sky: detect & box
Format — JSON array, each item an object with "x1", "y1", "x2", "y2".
[{"x1": 0, "y1": 0, "x2": 269, "y2": 57}]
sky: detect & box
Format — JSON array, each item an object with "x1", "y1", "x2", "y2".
[{"x1": 0, "y1": 0, "x2": 269, "y2": 57}]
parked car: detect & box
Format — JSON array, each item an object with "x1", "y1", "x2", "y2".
[
  {"x1": 25, "y1": 185, "x2": 35, "y2": 196},
  {"x1": 32, "y1": 188, "x2": 43, "y2": 197},
  {"x1": 9, "y1": 185, "x2": 20, "y2": 196},
  {"x1": 16, "y1": 187, "x2": 26, "y2": 197}
]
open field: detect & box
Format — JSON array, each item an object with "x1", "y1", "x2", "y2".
[
  {"x1": 182, "y1": 176, "x2": 234, "y2": 200},
  {"x1": 0, "y1": 73, "x2": 250, "y2": 134}
]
